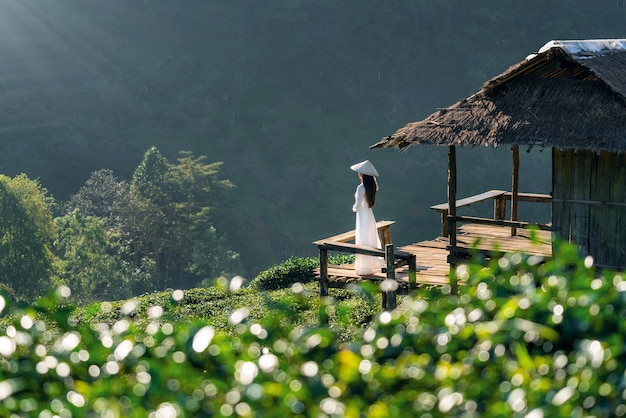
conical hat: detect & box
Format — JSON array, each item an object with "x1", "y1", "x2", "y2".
[{"x1": 350, "y1": 160, "x2": 379, "y2": 177}]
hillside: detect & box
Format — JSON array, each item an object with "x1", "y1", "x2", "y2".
[{"x1": 0, "y1": 1, "x2": 625, "y2": 275}]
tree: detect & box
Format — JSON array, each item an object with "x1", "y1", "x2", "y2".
[
  {"x1": 164, "y1": 152, "x2": 237, "y2": 286},
  {"x1": 53, "y1": 210, "x2": 135, "y2": 303},
  {"x1": 120, "y1": 187, "x2": 167, "y2": 290},
  {"x1": 131, "y1": 146, "x2": 170, "y2": 204},
  {"x1": 62, "y1": 169, "x2": 128, "y2": 222},
  {"x1": 124, "y1": 147, "x2": 172, "y2": 290},
  {"x1": 166, "y1": 152, "x2": 239, "y2": 287},
  {"x1": 121, "y1": 147, "x2": 239, "y2": 291},
  {"x1": 0, "y1": 174, "x2": 56, "y2": 299},
  {"x1": 189, "y1": 226, "x2": 243, "y2": 285}
]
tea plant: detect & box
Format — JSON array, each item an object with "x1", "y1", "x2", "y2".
[{"x1": 0, "y1": 242, "x2": 624, "y2": 417}]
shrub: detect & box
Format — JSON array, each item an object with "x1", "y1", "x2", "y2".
[
  {"x1": 249, "y1": 254, "x2": 355, "y2": 291},
  {"x1": 1, "y1": 242, "x2": 625, "y2": 417},
  {"x1": 249, "y1": 256, "x2": 318, "y2": 290}
]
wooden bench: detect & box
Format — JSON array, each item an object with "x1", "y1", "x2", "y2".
[{"x1": 430, "y1": 190, "x2": 507, "y2": 237}]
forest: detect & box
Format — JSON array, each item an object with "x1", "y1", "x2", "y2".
[
  {"x1": 1, "y1": 0, "x2": 626, "y2": 284},
  {"x1": 1, "y1": 147, "x2": 242, "y2": 301}
]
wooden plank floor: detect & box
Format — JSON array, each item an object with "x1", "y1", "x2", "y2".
[
  {"x1": 451, "y1": 224, "x2": 552, "y2": 256},
  {"x1": 316, "y1": 224, "x2": 552, "y2": 289}
]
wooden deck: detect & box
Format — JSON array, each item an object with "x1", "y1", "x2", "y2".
[{"x1": 316, "y1": 224, "x2": 552, "y2": 290}]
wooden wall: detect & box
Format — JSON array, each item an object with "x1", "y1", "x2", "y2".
[{"x1": 553, "y1": 149, "x2": 626, "y2": 269}]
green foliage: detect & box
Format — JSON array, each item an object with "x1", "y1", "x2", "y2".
[
  {"x1": 0, "y1": 174, "x2": 56, "y2": 299},
  {"x1": 249, "y1": 256, "x2": 319, "y2": 291},
  {"x1": 58, "y1": 147, "x2": 241, "y2": 299},
  {"x1": 130, "y1": 146, "x2": 170, "y2": 204},
  {"x1": 122, "y1": 147, "x2": 239, "y2": 291},
  {"x1": 190, "y1": 226, "x2": 243, "y2": 286},
  {"x1": 119, "y1": 187, "x2": 167, "y2": 285},
  {"x1": 250, "y1": 254, "x2": 355, "y2": 291},
  {"x1": 52, "y1": 210, "x2": 134, "y2": 304},
  {"x1": 60, "y1": 169, "x2": 128, "y2": 222},
  {"x1": 1, "y1": 243, "x2": 626, "y2": 416},
  {"x1": 167, "y1": 151, "x2": 233, "y2": 210}
]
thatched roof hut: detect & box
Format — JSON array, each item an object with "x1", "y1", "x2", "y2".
[
  {"x1": 372, "y1": 39, "x2": 626, "y2": 152},
  {"x1": 372, "y1": 39, "x2": 626, "y2": 270}
]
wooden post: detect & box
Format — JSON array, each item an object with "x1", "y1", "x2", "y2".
[
  {"x1": 319, "y1": 247, "x2": 329, "y2": 297},
  {"x1": 378, "y1": 225, "x2": 392, "y2": 247},
  {"x1": 511, "y1": 144, "x2": 520, "y2": 236},
  {"x1": 382, "y1": 244, "x2": 397, "y2": 311},
  {"x1": 494, "y1": 195, "x2": 506, "y2": 220},
  {"x1": 448, "y1": 145, "x2": 457, "y2": 248},
  {"x1": 448, "y1": 146, "x2": 458, "y2": 295},
  {"x1": 551, "y1": 148, "x2": 558, "y2": 258},
  {"x1": 441, "y1": 210, "x2": 449, "y2": 238},
  {"x1": 408, "y1": 254, "x2": 417, "y2": 290}
]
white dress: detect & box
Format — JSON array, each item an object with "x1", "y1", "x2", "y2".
[{"x1": 353, "y1": 183, "x2": 384, "y2": 275}]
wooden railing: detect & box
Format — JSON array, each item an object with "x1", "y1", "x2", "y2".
[
  {"x1": 430, "y1": 190, "x2": 553, "y2": 237},
  {"x1": 430, "y1": 190, "x2": 553, "y2": 294},
  {"x1": 314, "y1": 220, "x2": 396, "y2": 247},
  {"x1": 313, "y1": 220, "x2": 417, "y2": 311}
]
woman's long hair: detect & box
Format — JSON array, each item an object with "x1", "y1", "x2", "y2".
[{"x1": 362, "y1": 174, "x2": 377, "y2": 208}]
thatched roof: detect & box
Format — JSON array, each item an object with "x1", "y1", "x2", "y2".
[{"x1": 372, "y1": 39, "x2": 626, "y2": 153}]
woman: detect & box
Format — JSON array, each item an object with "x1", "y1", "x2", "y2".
[{"x1": 351, "y1": 160, "x2": 385, "y2": 275}]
